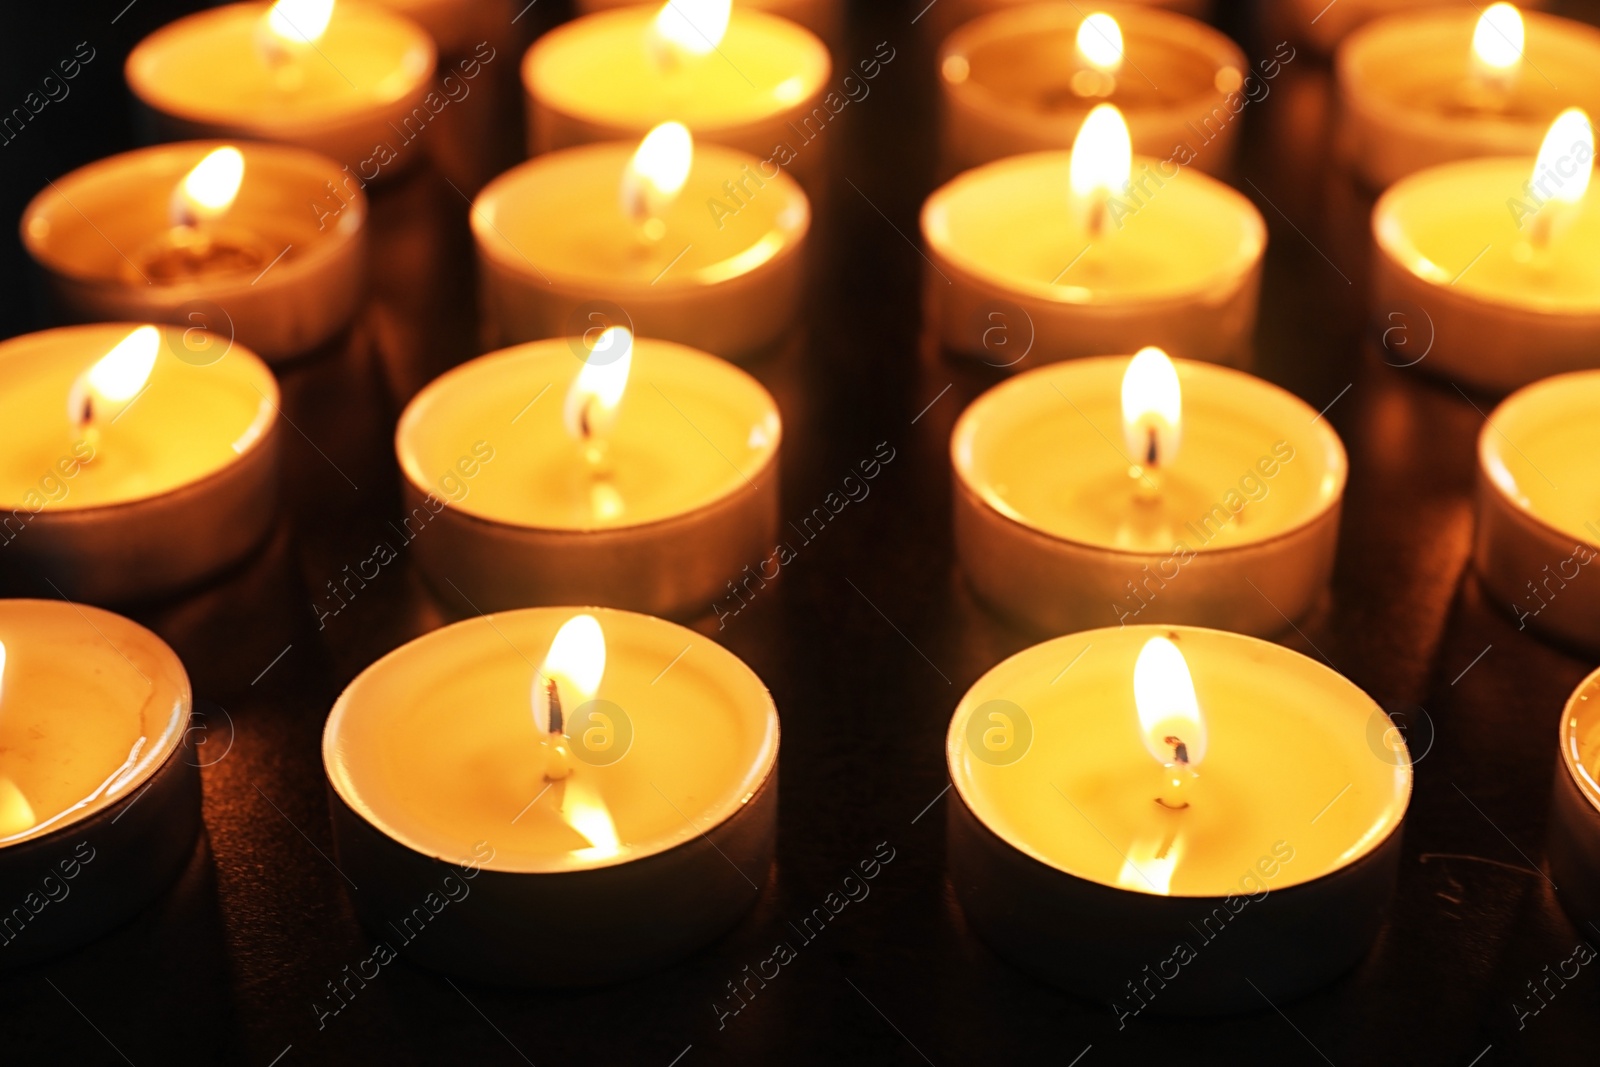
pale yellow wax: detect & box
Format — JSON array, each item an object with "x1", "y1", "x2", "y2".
[
  {"x1": 952, "y1": 356, "x2": 1344, "y2": 554},
  {"x1": 1479, "y1": 371, "x2": 1600, "y2": 545},
  {"x1": 0, "y1": 600, "x2": 189, "y2": 846},
  {"x1": 524, "y1": 7, "x2": 829, "y2": 136},
  {"x1": 324, "y1": 607, "x2": 778, "y2": 872},
  {"x1": 473, "y1": 141, "x2": 808, "y2": 291},
  {"x1": 1376, "y1": 157, "x2": 1600, "y2": 314},
  {"x1": 923, "y1": 151, "x2": 1264, "y2": 304},
  {"x1": 396, "y1": 337, "x2": 780, "y2": 530},
  {"x1": 126, "y1": 1, "x2": 434, "y2": 131},
  {"x1": 1563, "y1": 673, "x2": 1600, "y2": 814},
  {"x1": 0, "y1": 324, "x2": 277, "y2": 510},
  {"x1": 949, "y1": 625, "x2": 1411, "y2": 895}
]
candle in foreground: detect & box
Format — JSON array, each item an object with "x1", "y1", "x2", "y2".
[
  {"x1": 1338, "y1": 4, "x2": 1600, "y2": 189},
  {"x1": 922, "y1": 104, "x2": 1265, "y2": 367},
  {"x1": 0, "y1": 324, "x2": 280, "y2": 604},
  {"x1": 952, "y1": 349, "x2": 1345, "y2": 636},
  {"x1": 1549, "y1": 666, "x2": 1600, "y2": 929},
  {"x1": 473, "y1": 123, "x2": 810, "y2": 359},
  {"x1": 395, "y1": 330, "x2": 780, "y2": 619},
  {"x1": 938, "y1": 4, "x2": 1249, "y2": 176},
  {"x1": 1474, "y1": 370, "x2": 1600, "y2": 650},
  {"x1": 523, "y1": 0, "x2": 831, "y2": 184},
  {"x1": 23, "y1": 141, "x2": 367, "y2": 363},
  {"x1": 1371, "y1": 108, "x2": 1599, "y2": 393},
  {"x1": 324, "y1": 606, "x2": 779, "y2": 984},
  {"x1": 0, "y1": 599, "x2": 200, "y2": 966},
  {"x1": 947, "y1": 625, "x2": 1410, "y2": 1012},
  {"x1": 126, "y1": 0, "x2": 436, "y2": 179}
]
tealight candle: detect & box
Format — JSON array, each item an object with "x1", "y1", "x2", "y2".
[
  {"x1": 0, "y1": 599, "x2": 200, "y2": 966},
  {"x1": 922, "y1": 105, "x2": 1265, "y2": 367},
  {"x1": 1371, "y1": 109, "x2": 1600, "y2": 394},
  {"x1": 522, "y1": 0, "x2": 832, "y2": 184},
  {"x1": 947, "y1": 625, "x2": 1411, "y2": 1012},
  {"x1": 575, "y1": 0, "x2": 842, "y2": 53},
  {"x1": 923, "y1": 0, "x2": 1210, "y2": 50},
  {"x1": 1337, "y1": 4, "x2": 1600, "y2": 189},
  {"x1": 324, "y1": 606, "x2": 779, "y2": 985},
  {"x1": 1281, "y1": 0, "x2": 1543, "y2": 55},
  {"x1": 1549, "y1": 666, "x2": 1600, "y2": 927},
  {"x1": 952, "y1": 350, "x2": 1346, "y2": 636},
  {"x1": 0, "y1": 324, "x2": 280, "y2": 605},
  {"x1": 473, "y1": 124, "x2": 810, "y2": 359},
  {"x1": 938, "y1": 4, "x2": 1247, "y2": 177},
  {"x1": 126, "y1": 0, "x2": 436, "y2": 180},
  {"x1": 395, "y1": 330, "x2": 780, "y2": 619},
  {"x1": 22, "y1": 141, "x2": 367, "y2": 363},
  {"x1": 1473, "y1": 370, "x2": 1600, "y2": 650}
]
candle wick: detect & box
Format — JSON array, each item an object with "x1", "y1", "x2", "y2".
[
  {"x1": 1145, "y1": 427, "x2": 1159, "y2": 468},
  {"x1": 544, "y1": 677, "x2": 565, "y2": 737},
  {"x1": 1165, "y1": 735, "x2": 1189, "y2": 765}
]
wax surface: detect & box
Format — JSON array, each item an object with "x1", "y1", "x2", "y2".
[
  {"x1": 474, "y1": 141, "x2": 808, "y2": 288},
  {"x1": 1565, "y1": 674, "x2": 1600, "y2": 811},
  {"x1": 127, "y1": 2, "x2": 434, "y2": 126},
  {"x1": 949, "y1": 626, "x2": 1411, "y2": 895},
  {"x1": 923, "y1": 151, "x2": 1264, "y2": 301},
  {"x1": 0, "y1": 324, "x2": 277, "y2": 510},
  {"x1": 397, "y1": 337, "x2": 780, "y2": 530},
  {"x1": 1480, "y1": 371, "x2": 1600, "y2": 544},
  {"x1": 1376, "y1": 157, "x2": 1600, "y2": 313},
  {"x1": 526, "y1": 7, "x2": 829, "y2": 131},
  {"x1": 324, "y1": 607, "x2": 779, "y2": 873},
  {"x1": 953, "y1": 357, "x2": 1344, "y2": 553},
  {"x1": 24, "y1": 141, "x2": 361, "y2": 289},
  {"x1": 0, "y1": 600, "x2": 188, "y2": 846}
]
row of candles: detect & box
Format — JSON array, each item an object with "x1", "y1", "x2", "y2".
[{"x1": 1, "y1": 0, "x2": 1598, "y2": 1015}]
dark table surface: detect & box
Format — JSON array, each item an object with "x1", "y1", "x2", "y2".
[{"x1": 3, "y1": 1, "x2": 1600, "y2": 1064}]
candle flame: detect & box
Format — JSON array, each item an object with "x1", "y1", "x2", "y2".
[
  {"x1": 1069, "y1": 103, "x2": 1132, "y2": 206},
  {"x1": 654, "y1": 0, "x2": 732, "y2": 56},
  {"x1": 621, "y1": 122, "x2": 694, "y2": 228},
  {"x1": 1535, "y1": 107, "x2": 1594, "y2": 206},
  {"x1": 1133, "y1": 636, "x2": 1206, "y2": 768},
  {"x1": 1471, "y1": 3, "x2": 1524, "y2": 73},
  {"x1": 532, "y1": 614, "x2": 606, "y2": 736},
  {"x1": 565, "y1": 776, "x2": 622, "y2": 859},
  {"x1": 1076, "y1": 12, "x2": 1124, "y2": 74},
  {"x1": 69, "y1": 326, "x2": 160, "y2": 432},
  {"x1": 172, "y1": 146, "x2": 245, "y2": 228},
  {"x1": 1116, "y1": 833, "x2": 1182, "y2": 895},
  {"x1": 1121, "y1": 347, "x2": 1182, "y2": 469},
  {"x1": 564, "y1": 327, "x2": 633, "y2": 443},
  {"x1": 267, "y1": 0, "x2": 335, "y2": 45}
]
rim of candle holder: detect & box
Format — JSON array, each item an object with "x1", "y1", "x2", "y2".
[
  {"x1": 0, "y1": 325, "x2": 280, "y2": 520},
  {"x1": 940, "y1": 1, "x2": 1248, "y2": 132},
  {"x1": 946, "y1": 624, "x2": 1414, "y2": 896},
  {"x1": 22, "y1": 140, "x2": 367, "y2": 296},
  {"x1": 126, "y1": 2, "x2": 438, "y2": 137},
  {"x1": 323, "y1": 605, "x2": 781, "y2": 875},
  {"x1": 950, "y1": 356, "x2": 1347, "y2": 556},
  {"x1": 1559, "y1": 665, "x2": 1600, "y2": 813},
  {"x1": 1477, "y1": 371, "x2": 1600, "y2": 551},
  {"x1": 922, "y1": 151, "x2": 1266, "y2": 307}
]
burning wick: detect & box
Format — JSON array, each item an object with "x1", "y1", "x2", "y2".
[
  {"x1": 256, "y1": 0, "x2": 336, "y2": 90},
  {"x1": 620, "y1": 122, "x2": 693, "y2": 246},
  {"x1": 650, "y1": 0, "x2": 731, "y2": 73},
  {"x1": 1121, "y1": 346, "x2": 1182, "y2": 503},
  {"x1": 1134, "y1": 634, "x2": 1206, "y2": 813},
  {"x1": 533, "y1": 614, "x2": 606, "y2": 784},
  {"x1": 564, "y1": 326, "x2": 633, "y2": 481},
  {"x1": 1069, "y1": 103, "x2": 1131, "y2": 239},
  {"x1": 1155, "y1": 734, "x2": 1196, "y2": 810},
  {"x1": 540, "y1": 677, "x2": 574, "y2": 782},
  {"x1": 67, "y1": 326, "x2": 161, "y2": 457}
]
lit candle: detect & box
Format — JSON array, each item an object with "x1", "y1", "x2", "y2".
[
  {"x1": 23, "y1": 141, "x2": 367, "y2": 362},
  {"x1": 473, "y1": 124, "x2": 810, "y2": 359},
  {"x1": 938, "y1": 5, "x2": 1248, "y2": 176},
  {"x1": 1282, "y1": 0, "x2": 1548, "y2": 56},
  {"x1": 394, "y1": 331, "x2": 780, "y2": 619},
  {"x1": 324, "y1": 605, "x2": 779, "y2": 984},
  {"x1": 126, "y1": 0, "x2": 436, "y2": 179},
  {"x1": 951, "y1": 350, "x2": 1346, "y2": 636},
  {"x1": 1550, "y1": 666, "x2": 1600, "y2": 929},
  {"x1": 0, "y1": 599, "x2": 200, "y2": 965},
  {"x1": 522, "y1": 0, "x2": 831, "y2": 185},
  {"x1": 0, "y1": 324, "x2": 280, "y2": 604},
  {"x1": 575, "y1": 0, "x2": 842, "y2": 52},
  {"x1": 1371, "y1": 108, "x2": 1600, "y2": 393},
  {"x1": 947, "y1": 625, "x2": 1411, "y2": 1012},
  {"x1": 1337, "y1": 4, "x2": 1600, "y2": 188},
  {"x1": 922, "y1": 0, "x2": 1211, "y2": 49},
  {"x1": 922, "y1": 104, "x2": 1266, "y2": 367},
  {"x1": 1473, "y1": 370, "x2": 1600, "y2": 650}
]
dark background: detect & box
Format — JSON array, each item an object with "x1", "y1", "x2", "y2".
[{"x1": 2, "y1": 1, "x2": 1599, "y2": 1063}]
